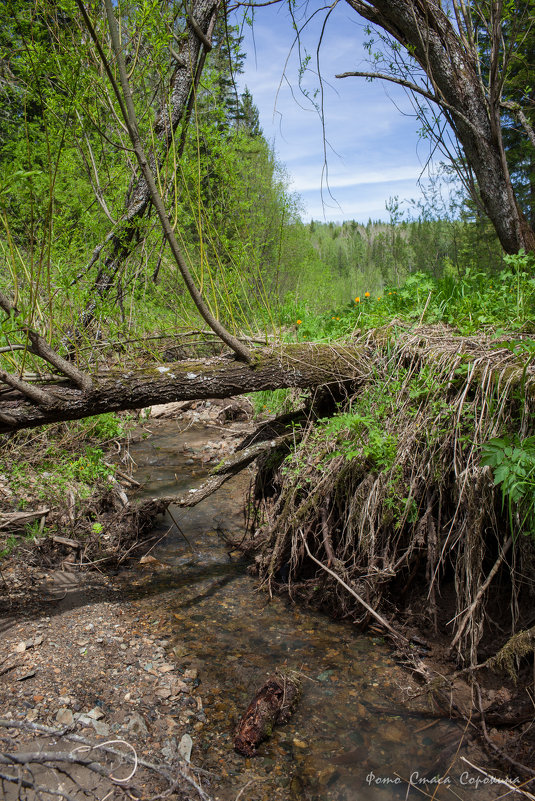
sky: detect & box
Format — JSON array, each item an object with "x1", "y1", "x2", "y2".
[{"x1": 233, "y1": 2, "x2": 442, "y2": 224}]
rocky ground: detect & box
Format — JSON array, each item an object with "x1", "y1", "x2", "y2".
[
  {"x1": 0, "y1": 399, "x2": 255, "y2": 801},
  {"x1": 0, "y1": 555, "x2": 218, "y2": 799}
]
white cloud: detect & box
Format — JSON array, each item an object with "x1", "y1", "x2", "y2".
[
  {"x1": 234, "y1": 3, "x2": 443, "y2": 223},
  {"x1": 289, "y1": 165, "x2": 425, "y2": 192}
]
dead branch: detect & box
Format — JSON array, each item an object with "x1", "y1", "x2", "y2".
[
  {"x1": 0, "y1": 508, "x2": 49, "y2": 531},
  {"x1": 0, "y1": 719, "x2": 213, "y2": 800},
  {"x1": 155, "y1": 434, "x2": 293, "y2": 507},
  {"x1": 300, "y1": 532, "x2": 410, "y2": 645}
]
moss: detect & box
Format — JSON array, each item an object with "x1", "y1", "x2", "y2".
[{"x1": 488, "y1": 626, "x2": 535, "y2": 681}]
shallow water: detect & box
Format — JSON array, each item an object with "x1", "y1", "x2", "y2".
[{"x1": 128, "y1": 418, "x2": 500, "y2": 801}]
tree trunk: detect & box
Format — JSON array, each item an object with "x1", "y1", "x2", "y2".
[
  {"x1": 344, "y1": 0, "x2": 535, "y2": 254},
  {"x1": 76, "y1": 0, "x2": 220, "y2": 332},
  {"x1": 0, "y1": 344, "x2": 366, "y2": 434}
]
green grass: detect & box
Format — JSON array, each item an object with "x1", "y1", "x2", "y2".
[
  {"x1": 275, "y1": 253, "x2": 535, "y2": 343},
  {"x1": 0, "y1": 412, "x2": 135, "y2": 518}
]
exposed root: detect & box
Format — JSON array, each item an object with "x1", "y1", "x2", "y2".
[{"x1": 244, "y1": 324, "x2": 535, "y2": 667}]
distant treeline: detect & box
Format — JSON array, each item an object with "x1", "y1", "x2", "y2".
[{"x1": 272, "y1": 215, "x2": 504, "y2": 312}]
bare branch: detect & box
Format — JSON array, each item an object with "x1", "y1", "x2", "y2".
[
  {"x1": 335, "y1": 69, "x2": 438, "y2": 104},
  {"x1": 26, "y1": 331, "x2": 93, "y2": 391},
  {"x1": 0, "y1": 370, "x2": 57, "y2": 408},
  {"x1": 501, "y1": 100, "x2": 535, "y2": 150}
]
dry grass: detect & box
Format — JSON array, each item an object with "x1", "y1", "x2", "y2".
[{"x1": 246, "y1": 323, "x2": 535, "y2": 666}]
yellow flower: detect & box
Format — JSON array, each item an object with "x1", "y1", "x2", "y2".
[
  {"x1": 336, "y1": 317, "x2": 340, "y2": 320},
  {"x1": 364, "y1": 291, "x2": 370, "y2": 298},
  {"x1": 377, "y1": 296, "x2": 381, "y2": 300},
  {"x1": 388, "y1": 292, "x2": 392, "y2": 295},
  {"x1": 332, "y1": 316, "x2": 336, "y2": 320},
  {"x1": 355, "y1": 297, "x2": 360, "y2": 303},
  {"x1": 296, "y1": 319, "x2": 302, "y2": 325}
]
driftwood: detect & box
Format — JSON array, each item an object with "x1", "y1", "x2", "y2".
[
  {"x1": 0, "y1": 508, "x2": 49, "y2": 531},
  {"x1": 234, "y1": 671, "x2": 301, "y2": 757}
]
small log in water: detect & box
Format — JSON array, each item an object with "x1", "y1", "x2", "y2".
[{"x1": 234, "y1": 672, "x2": 300, "y2": 757}]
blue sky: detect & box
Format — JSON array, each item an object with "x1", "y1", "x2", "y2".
[{"x1": 233, "y1": 2, "x2": 439, "y2": 223}]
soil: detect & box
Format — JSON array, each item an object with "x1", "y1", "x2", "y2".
[{"x1": 0, "y1": 562, "x2": 214, "y2": 798}]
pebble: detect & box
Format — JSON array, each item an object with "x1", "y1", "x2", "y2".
[
  {"x1": 178, "y1": 733, "x2": 193, "y2": 762},
  {"x1": 56, "y1": 708, "x2": 74, "y2": 726},
  {"x1": 92, "y1": 720, "x2": 110, "y2": 737},
  {"x1": 126, "y1": 711, "x2": 149, "y2": 737}
]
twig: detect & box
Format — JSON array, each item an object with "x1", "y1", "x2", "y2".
[
  {"x1": 104, "y1": 463, "x2": 141, "y2": 486},
  {"x1": 0, "y1": 769, "x2": 79, "y2": 801},
  {"x1": 300, "y1": 532, "x2": 409, "y2": 644},
  {"x1": 460, "y1": 756, "x2": 535, "y2": 799},
  {"x1": 0, "y1": 719, "x2": 214, "y2": 799}
]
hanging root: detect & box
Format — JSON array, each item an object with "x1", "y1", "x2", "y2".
[{"x1": 244, "y1": 324, "x2": 535, "y2": 666}]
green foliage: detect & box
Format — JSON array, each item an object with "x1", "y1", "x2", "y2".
[
  {"x1": 0, "y1": 534, "x2": 18, "y2": 560},
  {"x1": 249, "y1": 388, "x2": 309, "y2": 417},
  {"x1": 0, "y1": 413, "x2": 132, "y2": 513},
  {"x1": 79, "y1": 413, "x2": 132, "y2": 441},
  {"x1": 320, "y1": 411, "x2": 398, "y2": 469},
  {"x1": 481, "y1": 434, "x2": 535, "y2": 538},
  {"x1": 278, "y1": 253, "x2": 535, "y2": 343}
]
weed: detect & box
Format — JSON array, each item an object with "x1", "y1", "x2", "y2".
[
  {"x1": 249, "y1": 388, "x2": 309, "y2": 417},
  {"x1": 481, "y1": 435, "x2": 535, "y2": 539}
]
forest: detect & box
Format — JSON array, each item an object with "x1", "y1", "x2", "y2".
[{"x1": 1, "y1": 0, "x2": 535, "y2": 799}]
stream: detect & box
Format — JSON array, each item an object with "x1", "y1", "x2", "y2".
[{"x1": 126, "y1": 414, "x2": 501, "y2": 801}]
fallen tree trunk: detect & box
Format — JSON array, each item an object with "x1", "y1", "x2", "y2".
[
  {"x1": 0, "y1": 344, "x2": 366, "y2": 434},
  {"x1": 234, "y1": 672, "x2": 301, "y2": 756}
]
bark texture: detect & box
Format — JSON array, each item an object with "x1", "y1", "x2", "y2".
[
  {"x1": 343, "y1": 0, "x2": 535, "y2": 254},
  {"x1": 0, "y1": 344, "x2": 366, "y2": 433},
  {"x1": 79, "y1": 0, "x2": 220, "y2": 330},
  {"x1": 234, "y1": 672, "x2": 300, "y2": 757}
]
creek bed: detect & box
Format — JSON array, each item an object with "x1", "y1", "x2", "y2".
[{"x1": 126, "y1": 417, "x2": 500, "y2": 801}]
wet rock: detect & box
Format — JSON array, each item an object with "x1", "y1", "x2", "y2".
[{"x1": 184, "y1": 668, "x2": 198, "y2": 680}]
